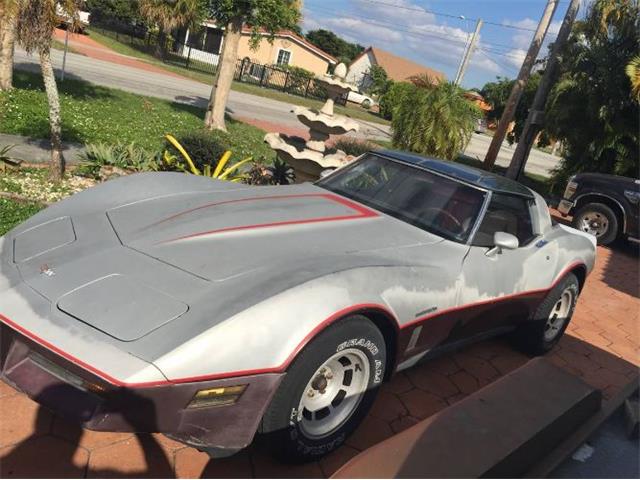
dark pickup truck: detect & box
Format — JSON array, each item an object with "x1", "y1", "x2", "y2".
[{"x1": 557, "y1": 173, "x2": 640, "y2": 245}]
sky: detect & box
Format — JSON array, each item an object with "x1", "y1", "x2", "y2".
[{"x1": 301, "y1": 0, "x2": 587, "y2": 89}]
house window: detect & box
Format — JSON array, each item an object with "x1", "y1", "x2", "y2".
[{"x1": 276, "y1": 49, "x2": 291, "y2": 66}]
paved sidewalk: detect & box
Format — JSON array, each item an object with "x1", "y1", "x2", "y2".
[
  {"x1": 52, "y1": 29, "x2": 188, "y2": 80},
  {"x1": 1, "y1": 216, "x2": 637, "y2": 477}
]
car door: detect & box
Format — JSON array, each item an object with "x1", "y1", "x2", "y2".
[{"x1": 449, "y1": 192, "x2": 556, "y2": 341}]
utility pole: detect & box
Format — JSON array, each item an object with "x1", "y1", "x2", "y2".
[
  {"x1": 483, "y1": 0, "x2": 559, "y2": 169},
  {"x1": 507, "y1": 0, "x2": 580, "y2": 179},
  {"x1": 455, "y1": 18, "x2": 483, "y2": 86}
]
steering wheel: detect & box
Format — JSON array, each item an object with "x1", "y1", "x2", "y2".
[{"x1": 420, "y1": 207, "x2": 464, "y2": 234}]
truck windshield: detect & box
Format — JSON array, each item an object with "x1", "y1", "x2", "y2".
[{"x1": 317, "y1": 154, "x2": 487, "y2": 243}]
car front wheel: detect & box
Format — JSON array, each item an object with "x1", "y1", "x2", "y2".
[
  {"x1": 513, "y1": 273, "x2": 579, "y2": 355},
  {"x1": 261, "y1": 315, "x2": 386, "y2": 462}
]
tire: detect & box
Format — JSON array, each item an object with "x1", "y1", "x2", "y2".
[
  {"x1": 513, "y1": 273, "x2": 580, "y2": 355},
  {"x1": 261, "y1": 315, "x2": 386, "y2": 462},
  {"x1": 572, "y1": 202, "x2": 619, "y2": 245},
  {"x1": 361, "y1": 99, "x2": 372, "y2": 109}
]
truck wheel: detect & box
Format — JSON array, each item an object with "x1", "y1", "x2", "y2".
[
  {"x1": 261, "y1": 315, "x2": 386, "y2": 463},
  {"x1": 572, "y1": 202, "x2": 619, "y2": 245},
  {"x1": 513, "y1": 273, "x2": 579, "y2": 355}
]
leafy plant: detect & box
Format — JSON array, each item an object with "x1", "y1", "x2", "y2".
[
  {"x1": 378, "y1": 81, "x2": 413, "y2": 120},
  {"x1": 333, "y1": 137, "x2": 378, "y2": 157},
  {"x1": 0, "y1": 145, "x2": 23, "y2": 171},
  {"x1": 391, "y1": 81, "x2": 481, "y2": 160},
  {"x1": 76, "y1": 142, "x2": 160, "y2": 178},
  {"x1": 164, "y1": 134, "x2": 251, "y2": 181},
  {"x1": 244, "y1": 156, "x2": 294, "y2": 185}
]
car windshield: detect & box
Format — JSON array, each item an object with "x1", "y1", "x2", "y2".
[{"x1": 317, "y1": 153, "x2": 488, "y2": 243}]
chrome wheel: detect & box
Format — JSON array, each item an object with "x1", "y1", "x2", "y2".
[
  {"x1": 544, "y1": 287, "x2": 574, "y2": 342},
  {"x1": 296, "y1": 348, "x2": 370, "y2": 439},
  {"x1": 577, "y1": 211, "x2": 609, "y2": 238}
]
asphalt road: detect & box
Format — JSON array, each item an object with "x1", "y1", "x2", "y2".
[{"x1": 14, "y1": 47, "x2": 562, "y2": 177}]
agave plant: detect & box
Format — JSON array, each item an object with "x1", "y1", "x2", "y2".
[{"x1": 164, "y1": 134, "x2": 252, "y2": 182}]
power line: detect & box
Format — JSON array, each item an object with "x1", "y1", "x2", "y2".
[
  {"x1": 350, "y1": 0, "x2": 558, "y2": 35},
  {"x1": 305, "y1": 4, "x2": 520, "y2": 51}
]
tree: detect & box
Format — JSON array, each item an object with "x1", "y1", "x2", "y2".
[
  {"x1": 480, "y1": 73, "x2": 541, "y2": 144},
  {"x1": 392, "y1": 81, "x2": 481, "y2": 160},
  {"x1": 204, "y1": 0, "x2": 300, "y2": 131},
  {"x1": 15, "y1": 0, "x2": 81, "y2": 180},
  {"x1": 139, "y1": 0, "x2": 205, "y2": 57},
  {"x1": 544, "y1": 0, "x2": 639, "y2": 192},
  {"x1": 85, "y1": 0, "x2": 142, "y2": 23},
  {"x1": 365, "y1": 64, "x2": 390, "y2": 96},
  {"x1": 0, "y1": 0, "x2": 18, "y2": 90},
  {"x1": 626, "y1": 55, "x2": 640, "y2": 99},
  {"x1": 305, "y1": 29, "x2": 364, "y2": 64},
  {"x1": 378, "y1": 81, "x2": 413, "y2": 120}
]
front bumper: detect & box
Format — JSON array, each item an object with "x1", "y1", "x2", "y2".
[
  {"x1": 0, "y1": 322, "x2": 283, "y2": 451},
  {"x1": 557, "y1": 199, "x2": 575, "y2": 216}
]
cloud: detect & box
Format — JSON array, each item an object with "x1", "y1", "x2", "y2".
[{"x1": 325, "y1": 17, "x2": 403, "y2": 43}]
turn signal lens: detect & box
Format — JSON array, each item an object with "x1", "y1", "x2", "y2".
[{"x1": 187, "y1": 385, "x2": 247, "y2": 409}]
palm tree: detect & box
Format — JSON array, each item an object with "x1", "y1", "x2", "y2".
[
  {"x1": 0, "y1": 0, "x2": 18, "y2": 90},
  {"x1": 15, "y1": 0, "x2": 79, "y2": 180},
  {"x1": 391, "y1": 81, "x2": 481, "y2": 161},
  {"x1": 138, "y1": 0, "x2": 203, "y2": 58},
  {"x1": 626, "y1": 55, "x2": 640, "y2": 100}
]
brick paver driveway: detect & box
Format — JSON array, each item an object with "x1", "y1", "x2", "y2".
[{"x1": 1, "y1": 235, "x2": 638, "y2": 478}]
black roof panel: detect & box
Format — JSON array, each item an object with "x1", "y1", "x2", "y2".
[{"x1": 376, "y1": 150, "x2": 535, "y2": 198}]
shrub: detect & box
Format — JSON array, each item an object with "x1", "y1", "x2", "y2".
[
  {"x1": 333, "y1": 137, "x2": 378, "y2": 157},
  {"x1": 392, "y1": 82, "x2": 480, "y2": 160},
  {"x1": 244, "y1": 156, "x2": 294, "y2": 185},
  {"x1": 277, "y1": 64, "x2": 315, "y2": 95},
  {"x1": 163, "y1": 131, "x2": 229, "y2": 172},
  {"x1": 379, "y1": 82, "x2": 414, "y2": 120}
]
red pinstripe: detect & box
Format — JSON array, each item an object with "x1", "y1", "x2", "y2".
[
  {"x1": 144, "y1": 193, "x2": 379, "y2": 244},
  {"x1": 0, "y1": 262, "x2": 586, "y2": 389}
]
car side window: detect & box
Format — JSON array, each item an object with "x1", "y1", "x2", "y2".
[{"x1": 472, "y1": 193, "x2": 536, "y2": 247}]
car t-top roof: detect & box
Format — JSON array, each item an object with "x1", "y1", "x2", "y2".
[{"x1": 375, "y1": 150, "x2": 535, "y2": 199}]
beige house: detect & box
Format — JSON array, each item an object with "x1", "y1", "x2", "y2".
[{"x1": 178, "y1": 24, "x2": 337, "y2": 76}]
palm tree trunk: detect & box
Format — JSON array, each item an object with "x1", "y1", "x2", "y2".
[
  {"x1": 155, "y1": 29, "x2": 167, "y2": 59},
  {"x1": 0, "y1": 8, "x2": 17, "y2": 91},
  {"x1": 204, "y1": 16, "x2": 243, "y2": 131},
  {"x1": 39, "y1": 48, "x2": 65, "y2": 180}
]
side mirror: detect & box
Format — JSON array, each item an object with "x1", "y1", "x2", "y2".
[{"x1": 486, "y1": 232, "x2": 519, "y2": 256}]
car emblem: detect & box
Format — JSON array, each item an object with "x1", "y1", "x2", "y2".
[{"x1": 40, "y1": 264, "x2": 55, "y2": 277}]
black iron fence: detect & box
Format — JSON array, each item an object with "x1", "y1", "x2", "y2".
[
  {"x1": 89, "y1": 21, "x2": 346, "y2": 104},
  {"x1": 233, "y1": 59, "x2": 347, "y2": 105}
]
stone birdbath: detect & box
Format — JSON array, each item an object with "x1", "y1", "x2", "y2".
[{"x1": 264, "y1": 63, "x2": 359, "y2": 183}]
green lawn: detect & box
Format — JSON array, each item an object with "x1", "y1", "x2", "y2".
[
  {"x1": 0, "y1": 70, "x2": 274, "y2": 159},
  {"x1": 85, "y1": 28, "x2": 390, "y2": 126},
  {"x1": 0, "y1": 198, "x2": 43, "y2": 236}
]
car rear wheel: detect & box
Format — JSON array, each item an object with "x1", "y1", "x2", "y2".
[
  {"x1": 261, "y1": 315, "x2": 386, "y2": 462},
  {"x1": 572, "y1": 202, "x2": 619, "y2": 245},
  {"x1": 512, "y1": 273, "x2": 579, "y2": 355}
]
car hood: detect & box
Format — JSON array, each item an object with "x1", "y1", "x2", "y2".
[
  {"x1": 1, "y1": 180, "x2": 451, "y2": 362},
  {"x1": 107, "y1": 184, "x2": 440, "y2": 281}
]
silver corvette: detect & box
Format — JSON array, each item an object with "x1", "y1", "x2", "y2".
[{"x1": 0, "y1": 151, "x2": 596, "y2": 461}]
